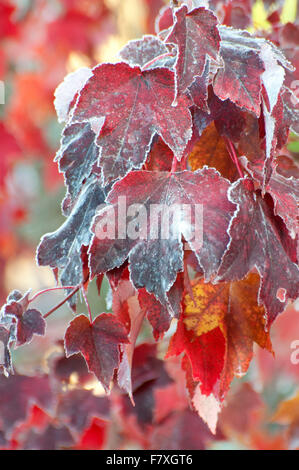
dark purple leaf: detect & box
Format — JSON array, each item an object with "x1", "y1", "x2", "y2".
[
  {"x1": 55, "y1": 120, "x2": 103, "y2": 201},
  {"x1": 37, "y1": 179, "x2": 106, "y2": 288},
  {"x1": 0, "y1": 374, "x2": 53, "y2": 432},
  {"x1": 214, "y1": 26, "x2": 265, "y2": 115},
  {"x1": 89, "y1": 169, "x2": 235, "y2": 303},
  {"x1": 64, "y1": 313, "x2": 129, "y2": 392},
  {"x1": 24, "y1": 424, "x2": 74, "y2": 450},
  {"x1": 57, "y1": 389, "x2": 110, "y2": 432}
]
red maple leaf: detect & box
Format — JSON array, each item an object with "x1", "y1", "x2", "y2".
[
  {"x1": 3, "y1": 290, "x2": 45, "y2": 347},
  {"x1": 72, "y1": 63, "x2": 192, "y2": 184},
  {"x1": 167, "y1": 321, "x2": 225, "y2": 395},
  {"x1": 216, "y1": 179, "x2": 299, "y2": 324},
  {"x1": 241, "y1": 156, "x2": 299, "y2": 238},
  {"x1": 64, "y1": 313, "x2": 129, "y2": 392},
  {"x1": 89, "y1": 168, "x2": 235, "y2": 303}
]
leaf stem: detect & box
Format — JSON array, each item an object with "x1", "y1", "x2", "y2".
[
  {"x1": 181, "y1": 153, "x2": 188, "y2": 170},
  {"x1": 171, "y1": 157, "x2": 178, "y2": 173},
  {"x1": 224, "y1": 138, "x2": 244, "y2": 179},
  {"x1": 81, "y1": 286, "x2": 93, "y2": 323},
  {"x1": 29, "y1": 286, "x2": 77, "y2": 303},
  {"x1": 142, "y1": 52, "x2": 174, "y2": 71},
  {"x1": 43, "y1": 286, "x2": 80, "y2": 319}
]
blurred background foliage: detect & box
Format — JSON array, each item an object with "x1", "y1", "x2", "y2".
[{"x1": 0, "y1": 0, "x2": 299, "y2": 450}]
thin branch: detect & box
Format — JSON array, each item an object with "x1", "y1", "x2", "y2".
[
  {"x1": 142, "y1": 52, "x2": 174, "y2": 71},
  {"x1": 81, "y1": 285, "x2": 93, "y2": 323},
  {"x1": 29, "y1": 286, "x2": 76, "y2": 303},
  {"x1": 43, "y1": 286, "x2": 80, "y2": 319},
  {"x1": 171, "y1": 156, "x2": 178, "y2": 173},
  {"x1": 224, "y1": 137, "x2": 244, "y2": 179}
]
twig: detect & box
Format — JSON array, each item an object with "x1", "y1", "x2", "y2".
[
  {"x1": 43, "y1": 286, "x2": 80, "y2": 319},
  {"x1": 29, "y1": 286, "x2": 76, "y2": 303}
]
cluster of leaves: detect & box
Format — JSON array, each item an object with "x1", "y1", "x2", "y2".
[
  {"x1": 0, "y1": 0, "x2": 299, "y2": 447},
  {"x1": 2, "y1": 305, "x2": 299, "y2": 450},
  {"x1": 0, "y1": 0, "x2": 164, "y2": 303},
  {"x1": 0, "y1": 343, "x2": 221, "y2": 450}
]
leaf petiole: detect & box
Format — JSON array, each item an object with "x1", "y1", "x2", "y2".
[
  {"x1": 142, "y1": 51, "x2": 175, "y2": 71},
  {"x1": 29, "y1": 285, "x2": 77, "y2": 303},
  {"x1": 43, "y1": 286, "x2": 80, "y2": 319},
  {"x1": 224, "y1": 137, "x2": 244, "y2": 179}
]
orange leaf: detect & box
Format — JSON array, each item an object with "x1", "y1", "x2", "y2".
[
  {"x1": 188, "y1": 122, "x2": 237, "y2": 181},
  {"x1": 182, "y1": 272, "x2": 272, "y2": 398},
  {"x1": 272, "y1": 391, "x2": 299, "y2": 425}
]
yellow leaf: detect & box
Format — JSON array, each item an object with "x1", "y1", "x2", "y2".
[
  {"x1": 252, "y1": 0, "x2": 272, "y2": 31},
  {"x1": 183, "y1": 273, "x2": 273, "y2": 396},
  {"x1": 184, "y1": 281, "x2": 226, "y2": 336},
  {"x1": 188, "y1": 123, "x2": 237, "y2": 182},
  {"x1": 281, "y1": 0, "x2": 298, "y2": 24}
]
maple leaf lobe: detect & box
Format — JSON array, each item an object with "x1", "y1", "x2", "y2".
[
  {"x1": 166, "y1": 6, "x2": 220, "y2": 97},
  {"x1": 72, "y1": 62, "x2": 192, "y2": 183}
]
